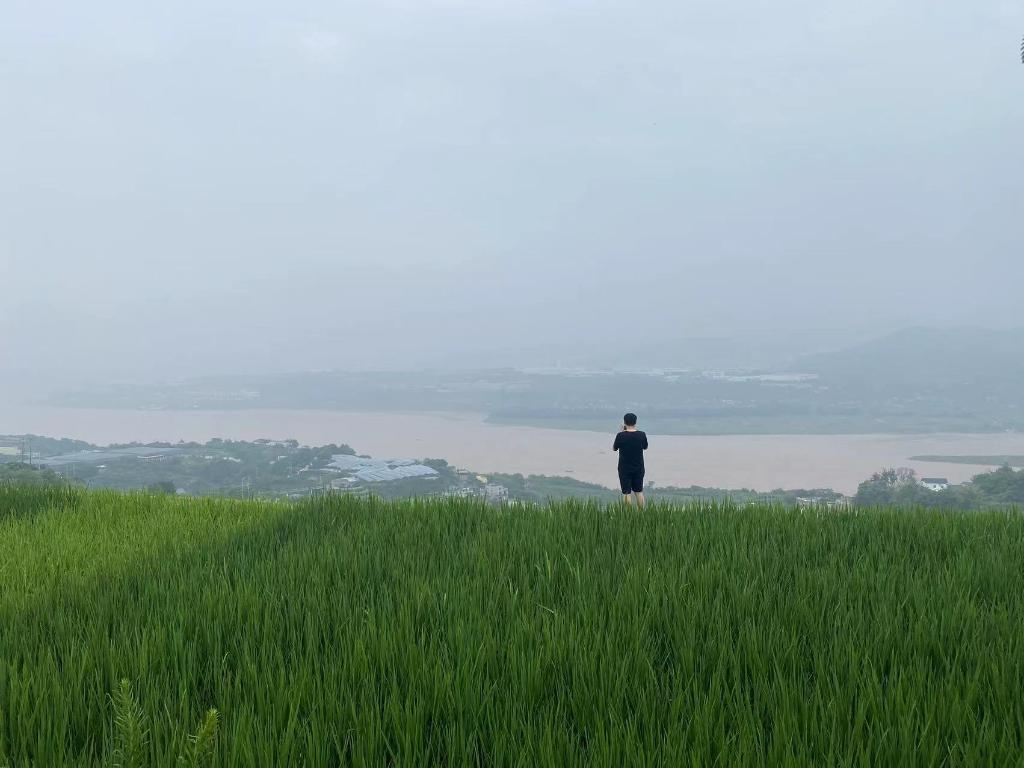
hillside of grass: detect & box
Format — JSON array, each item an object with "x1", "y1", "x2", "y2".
[{"x1": 1, "y1": 486, "x2": 1023, "y2": 766}]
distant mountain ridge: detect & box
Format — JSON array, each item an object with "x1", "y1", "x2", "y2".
[
  {"x1": 40, "y1": 326, "x2": 1024, "y2": 435},
  {"x1": 791, "y1": 327, "x2": 1024, "y2": 397}
]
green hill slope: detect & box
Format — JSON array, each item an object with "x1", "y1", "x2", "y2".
[{"x1": 1, "y1": 487, "x2": 1022, "y2": 766}]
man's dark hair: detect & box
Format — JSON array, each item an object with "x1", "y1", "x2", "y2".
[{"x1": 623, "y1": 413, "x2": 638, "y2": 426}]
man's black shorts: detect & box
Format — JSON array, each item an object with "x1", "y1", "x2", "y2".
[{"x1": 619, "y1": 469, "x2": 645, "y2": 494}]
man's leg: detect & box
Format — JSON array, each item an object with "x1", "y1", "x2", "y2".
[
  {"x1": 623, "y1": 492, "x2": 634, "y2": 505},
  {"x1": 619, "y1": 472, "x2": 633, "y2": 504},
  {"x1": 633, "y1": 473, "x2": 646, "y2": 508}
]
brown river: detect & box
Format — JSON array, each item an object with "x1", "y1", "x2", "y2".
[{"x1": 5, "y1": 406, "x2": 1024, "y2": 494}]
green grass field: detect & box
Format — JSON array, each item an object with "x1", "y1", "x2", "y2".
[{"x1": 1, "y1": 486, "x2": 1022, "y2": 766}]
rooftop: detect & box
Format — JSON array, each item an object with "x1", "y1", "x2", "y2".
[
  {"x1": 36, "y1": 447, "x2": 185, "y2": 466},
  {"x1": 330, "y1": 454, "x2": 438, "y2": 483}
]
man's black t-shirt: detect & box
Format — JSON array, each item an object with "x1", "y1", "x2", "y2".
[{"x1": 613, "y1": 430, "x2": 648, "y2": 472}]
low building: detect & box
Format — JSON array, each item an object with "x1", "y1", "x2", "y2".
[
  {"x1": 353, "y1": 465, "x2": 439, "y2": 483},
  {"x1": 920, "y1": 477, "x2": 949, "y2": 492},
  {"x1": 483, "y1": 484, "x2": 509, "y2": 503},
  {"x1": 327, "y1": 453, "x2": 440, "y2": 484}
]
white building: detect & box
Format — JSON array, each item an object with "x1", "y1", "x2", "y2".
[
  {"x1": 483, "y1": 484, "x2": 509, "y2": 503},
  {"x1": 920, "y1": 477, "x2": 949, "y2": 492}
]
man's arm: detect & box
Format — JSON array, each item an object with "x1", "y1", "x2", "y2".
[
  {"x1": 642, "y1": 433, "x2": 649, "y2": 450},
  {"x1": 613, "y1": 433, "x2": 621, "y2": 451}
]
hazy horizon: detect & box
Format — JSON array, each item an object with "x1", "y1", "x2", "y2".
[{"x1": 4, "y1": 1, "x2": 1023, "y2": 396}]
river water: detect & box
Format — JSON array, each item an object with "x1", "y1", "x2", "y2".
[{"x1": 4, "y1": 406, "x2": 1024, "y2": 494}]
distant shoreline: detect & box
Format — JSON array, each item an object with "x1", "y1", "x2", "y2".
[
  {"x1": 483, "y1": 413, "x2": 1024, "y2": 437},
  {"x1": 909, "y1": 454, "x2": 1024, "y2": 467},
  {"x1": 6, "y1": 406, "x2": 1024, "y2": 494},
  {"x1": 32, "y1": 401, "x2": 1024, "y2": 438}
]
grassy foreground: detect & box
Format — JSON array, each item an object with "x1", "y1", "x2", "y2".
[{"x1": 1, "y1": 487, "x2": 1022, "y2": 766}]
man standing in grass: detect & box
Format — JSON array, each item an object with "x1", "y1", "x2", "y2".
[{"x1": 613, "y1": 413, "x2": 648, "y2": 507}]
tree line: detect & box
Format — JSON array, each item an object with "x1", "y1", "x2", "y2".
[{"x1": 855, "y1": 465, "x2": 1024, "y2": 509}]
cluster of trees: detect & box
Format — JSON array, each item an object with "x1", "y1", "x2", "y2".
[
  {"x1": 0, "y1": 438, "x2": 362, "y2": 498},
  {"x1": 854, "y1": 466, "x2": 1024, "y2": 509},
  {"x1": 105, "y1": 439, "x2": 358, "y2": 497},
  {"x1": 0, "y1": 462, "x2": 65, "y2": 486},
  {"x1": 481, "y1": 473, "x2": 846, "y2": 506},
  {"x1": 971, "y1": 465, "x2": 1024, "y2": 504}
]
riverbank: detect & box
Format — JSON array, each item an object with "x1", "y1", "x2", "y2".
[{"x1": 5, "y1": 406, "x2": 1024, "y2": 494}]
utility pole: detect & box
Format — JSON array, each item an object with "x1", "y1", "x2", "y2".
[{"x1": 21, "y1": 436, "x2": 33, "y2": 467}]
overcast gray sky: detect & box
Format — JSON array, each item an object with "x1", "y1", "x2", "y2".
[{"x1": 2, "y1": 0, "x2": 1022, "y2": 391}]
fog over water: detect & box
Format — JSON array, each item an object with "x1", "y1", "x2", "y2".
[{"x1": 3, "y1": 1, "x2": 1023, "y2": 397}]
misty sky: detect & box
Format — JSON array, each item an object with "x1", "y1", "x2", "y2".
[{"x1": 2, "y1": 1, "x2": 1022, "y2": 390}]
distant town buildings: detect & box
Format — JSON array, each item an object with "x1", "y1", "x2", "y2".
[
  {"x1": 920, "y1": 477, "x2": 950, "y2": 492},
  {"x1": 796, "y1": 496, "x2": 853, "y2": 509},
  {"x1": 443, "y1": 478, "x2": 510, "y2": 504}
]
